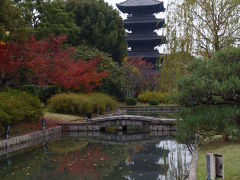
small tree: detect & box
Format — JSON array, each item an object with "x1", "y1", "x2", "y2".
[
  {"x1": 175, "y1": 47, "x2": 240, "y2": 143},
  {"x1": 128, "y1": 58, "x2": 161, "y2": 91},
  {"x1": 123, "y1": 58, "x2": 161, "y2": 98}
]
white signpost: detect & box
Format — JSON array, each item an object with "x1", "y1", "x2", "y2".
[{"x1": 206, "y1": 153, "x2": 224, "y2": 180}]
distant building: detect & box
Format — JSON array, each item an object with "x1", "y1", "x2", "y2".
[{"x1": 117, "y1": 0, "x2": 166, "y2": 65}]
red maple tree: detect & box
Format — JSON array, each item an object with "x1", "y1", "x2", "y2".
[
  {"x1": 0, "y1": 42, "x2": 22, "y2": 87},
  {"x1": 0, "y1": 36, "x2": 107, "y2": 91}
]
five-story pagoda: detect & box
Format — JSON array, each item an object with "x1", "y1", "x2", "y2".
[{"x1": 117, "y1": 0, "x2": 165, "y2": 65}]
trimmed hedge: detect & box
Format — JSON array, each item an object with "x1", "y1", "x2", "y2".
[
  {"x1": 0, "y1": 89, "x2": 42, "y2": 134},
  {"x1": 125, "y1": 98, "x2": 137, "y2": 106},
  {"x1": 149, "y1": 99, "x2": 160, "y2": 106},
  {"x1": 47, "y1": 93, "x2": 118, "y2": 115},
  {"x1": 137, "y1": 91, "x2": 169, "y2": 104}
]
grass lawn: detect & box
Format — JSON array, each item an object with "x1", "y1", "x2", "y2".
[
  {"x1": 44, "y1": 112, "x2": 84, "y2": 123},
  {"x1": 197, "y1": 138, "x2": 240, "y2": 180}
]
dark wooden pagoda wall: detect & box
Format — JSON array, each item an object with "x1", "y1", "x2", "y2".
[{"x1": 117, "y1": 1, "x2": 166, "y2": 65}]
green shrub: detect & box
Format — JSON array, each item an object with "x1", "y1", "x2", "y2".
[
  {"x1": 125, "y1": 98, "x2": 137, "y2": 106},
  {"x1": 90, "y1": 93, "x2": 118, "y2": 113},
  {"x1": 47, "y1": 93, "x2": 117, "y2": 115},
  {"x1": 137, "y1": 91, "x2": 169, "y2": 104},
  {"x1": 149, "y1": 99, "x2": 159, "y2": 106},
  {"x1": 0, "y1": 89, "x2": 42, "y2": 134}
]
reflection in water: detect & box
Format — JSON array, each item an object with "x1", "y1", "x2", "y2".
[
  {"x1": 156, "y1": 141, "x2": 191, "y2": 180},
  {"x1": 0, "y1": 135, "x2": 192, "y2": 180}
]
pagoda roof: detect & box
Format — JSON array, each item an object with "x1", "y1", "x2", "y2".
[
  {"x1": 117, "y1": 0, "x2": 165, "y2": 14},
  {"x1": 124, "y1": 16, "x2": 165, "y2": 31},
  {"x1": 128, "y1": 50, "x2": 160, "y2": 58},
  {"x1": 126, "y1": 33, "x2": 165, "y2": 41},
  {"x1": 124, "y1": 17, "x2": 164, "y2": 24},
  {"x1": 117, "y1": 0, "x2": 162, "y2": 7}
]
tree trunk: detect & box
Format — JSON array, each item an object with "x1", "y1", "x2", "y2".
[{"x1": 222, "y1": 133, "x2": 229, "y2": 142}]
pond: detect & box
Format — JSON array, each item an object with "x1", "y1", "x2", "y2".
[{"x1": 0, "y1": 133, "x2": 192, "y2": 180}]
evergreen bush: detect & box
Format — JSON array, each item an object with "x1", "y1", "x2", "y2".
[
  {"x1": 149, "y1": 99, "x2": 160, "y2": 106},
  {"x1": 0, "y1": 89, "x2": 42, "y2": 134},
  {"x1": 125, "y1": 98, "x2": 137, "y2": 106},
  {"x1": 137, "y1": 91, "x2": 169, "y2": 104}
]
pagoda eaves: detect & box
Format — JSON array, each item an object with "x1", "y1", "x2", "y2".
[{"x1": 117, "y1": 0, "x2": 165, "y2": 14}]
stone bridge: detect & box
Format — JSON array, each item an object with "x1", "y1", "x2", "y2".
[{"x1": 60, "y1": 115, "x2": 176, "y2": 133}]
